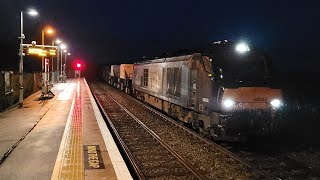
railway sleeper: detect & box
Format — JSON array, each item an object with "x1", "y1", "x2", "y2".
[
  {"x1": 125, "y1": 141, "x2": 159, "y2": 147},
  {"x1": 128, "y1": 145, "x2": 172, "y2": 153},
  {"x1": 142, "y1": 167, "x2": 192, "y2": 178},
  {"x1": 132, "y1": 149, "x2": 171, "y2": 156},
  {"x1": 135, "y1": 154, "x2": 177, "y2": 162}
]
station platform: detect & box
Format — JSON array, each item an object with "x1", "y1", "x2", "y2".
[{"x1": 0, "y1": 78, "x2": 132, "y2": 180}]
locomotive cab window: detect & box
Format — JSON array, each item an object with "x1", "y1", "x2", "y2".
[{"x1": 217, "y1": 53, "x2": 270, "y2": 87}]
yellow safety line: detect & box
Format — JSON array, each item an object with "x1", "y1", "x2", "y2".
[{"x1": 51, "y1": 80, "x2": 84, "y2": 180}]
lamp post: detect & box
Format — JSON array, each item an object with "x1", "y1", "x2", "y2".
[
  {"x1": 63, "y1": 51, "x2": 70, "y2": 76},
  {"x1": 60, "y1": 44, "x2": 67, "y2": 76},
  {"x1": 41, "y1": 27, "x2": 54, "y2": 80},
  {"x1": 66, "y1": 53, "x2": 71, "y2": 77},
  {"x1": 51, "y1": 40, "x2": 55, "y2": 82},
  {"x1": 19, "y1": 9, "x2": 38, "y2": 107},
  {"x1": 63, "y1": 50, "x2": 67, "y2": 76},
  {"x1": 55, "y1": 39, "x2": 61, "y2": 81}
]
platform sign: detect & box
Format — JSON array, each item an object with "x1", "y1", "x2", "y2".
[
  {"x1": 83, "y1": 145, "x2": 105, "y2": 169},
  {"x1": 28, "y1": 47, "x2": 42, "y2": 54},
  {"x1": 75, "y1": 70, "x2": 81, "y2": 78},
  {"x1": 27, "y1": 47, "x2": 56, "y2": 57}
]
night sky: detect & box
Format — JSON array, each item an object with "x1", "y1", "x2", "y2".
[{"x1": 0, "y1": 0, "x2": 319, "y2": 77}]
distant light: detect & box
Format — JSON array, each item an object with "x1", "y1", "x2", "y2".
[
  {"x1": 60, "y1": 44, "x2": 67, "y2": 50},
  {"x1": 235, "y1": 42, "x2": 250, "y2": 53},
  {"x1": 47, "y1": 29, "x2": 54, "y2": 34},
  {"x1": 27, "y1": 9, "x2": 38, "y2": 16},
  {"x1": 77, "y1": 63, "x2": 81, "y2": 68},
  {"x1": 270, "y1": 99, "x2": 282, "y2": 108},
  {"x1": 63, "y1": 50, "x2": 67, "y2": 53},
  {"x1": 67, "y1": 53, "x2": 71, "y2": 55},
  {"x1": 56, "y1": 39, "x2": 62, "y2": 44}
]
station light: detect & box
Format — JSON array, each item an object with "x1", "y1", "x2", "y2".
[
  {"x1": 60, "y1": 44, "x2": 67, "y2": 50},
  {"x1": 56, "y1": 39, "x2": 62, "y2": 44},
  {"x1": 27, "y1": 9, "x2": 38, "y2": 16},
  {"x1": 235, "y1": 42, "x2": 250, "y2": 53},
  {"x1": 47, "y1": 29, "x2": 54, "y2": 34}
]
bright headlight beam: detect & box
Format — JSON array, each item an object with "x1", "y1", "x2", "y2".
[
  {"x1": 270, "y1": 99, "x2": 281, "y2": 108},
  {"x1": 223, "y1": 99, "x2": 235, "y2": 108},
  {"x1": 235, "y1": 42, "x2": 250, "y2": 53}
]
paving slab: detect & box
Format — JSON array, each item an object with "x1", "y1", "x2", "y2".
[{"x1": 0, "y1": 80, "x2": 74, "y2": 180}]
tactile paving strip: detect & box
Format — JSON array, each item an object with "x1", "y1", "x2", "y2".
[{"x1": 58, "y1": 80, "x2": 84, "y2": 180}]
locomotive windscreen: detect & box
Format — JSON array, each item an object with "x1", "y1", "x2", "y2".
[{"x1": 215, "y1": 52, "x2": 270, "y2": 87}]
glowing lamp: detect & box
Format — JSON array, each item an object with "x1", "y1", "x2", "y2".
[
  {"x1": 56, "y1": 39, "x2": 62, "y2": 44},
  {"x1": 47, "y1": 29, "x2": 54, "y2": 34},
  {"x1": 60, "y1": 44, "x2": 67, "y2": 50},
  {"x1": 27, "y1": 9, "x2": 38, "y2": 16},
  {"x1": 223, "y1": 99, "x2": 236, "y2": 109},
  {"x1": 235, "y1": 42, "x2": 250, "y2": 53},
  {"x1": 270, "y1": 99, "x2": 282, "y2": 108}
]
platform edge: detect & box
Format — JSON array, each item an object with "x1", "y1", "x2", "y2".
[{"x1": 83, "y1": 79, "x2": 133, "y2": 180}]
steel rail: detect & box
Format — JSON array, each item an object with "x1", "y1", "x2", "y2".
[
  {"x1": 108, "y1": 94, "x2": 208, "y2": 180},
  {"x1": 92, "y1": 91, "x2": 146, "y2": 180},
  {"x1": 134, "y1": 94, "x2": 281, "y2": 179},
  {"x1": 108, "y1": 85, "x2": 282, "y2": 180}
]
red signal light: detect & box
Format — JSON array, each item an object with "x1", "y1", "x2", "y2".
[
  {"x1": 45, "y1": 58, "x2": 49, "y2": 65},
  {"x1": 73, "y1": 59, "x2": 84, "y2": 71}
]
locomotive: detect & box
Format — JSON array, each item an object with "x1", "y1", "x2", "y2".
[{"x1": 102, "y1": 40, "x2": 282, "y2": 141}]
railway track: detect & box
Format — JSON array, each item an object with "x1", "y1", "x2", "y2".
[
  {"x1": 90, "y1": 82, "x2": 278, "y2": 179},
  {"x1": 101, "y1": 94, "x2": 205, "y2": 179}
]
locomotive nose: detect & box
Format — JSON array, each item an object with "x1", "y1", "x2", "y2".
[{"x1": 221, "y1": 87, "x2": 283, "y2": 111}]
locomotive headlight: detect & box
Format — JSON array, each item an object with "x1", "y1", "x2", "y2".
[
  {"x1": 223, "y1": 99, "x2": 236, "y2": 109},
  {"x1": 235, "y1": 42, "x2": 250, "y2": 53},
  {"x1": 270, "y1": 99, "x2": 282, "y2": 108}
]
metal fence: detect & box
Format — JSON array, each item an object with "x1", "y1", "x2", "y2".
[
  {"x1": 0, "y1": 70, "x2": 78, "y2": 111},
  {"x1": 0, "y1": 71, "x2": 43, "y2": 111}
]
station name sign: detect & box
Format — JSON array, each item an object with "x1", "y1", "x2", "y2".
[{"x1": 83, "y1": 145, "x2": 105, "y2": 169}]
